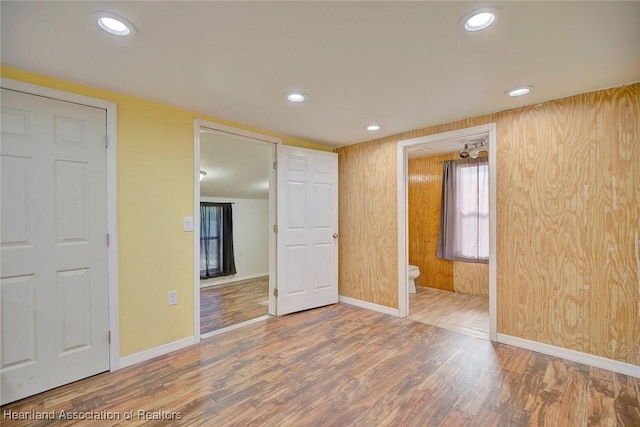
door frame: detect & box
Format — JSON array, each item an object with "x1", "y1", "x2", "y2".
[
  {"x1": 0, "y1": 78, "x2": 121, "y2": 368},
  {"x1": 396, "y1": 123, "x2": 497, "y2": 341},
  {"x1": 193, "y1": 119, "x2": 280, "y2": 342}
]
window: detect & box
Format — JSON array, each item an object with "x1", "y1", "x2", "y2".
[
  {"x1": 437, "y1": 158, "x2": 489, "y2": 263},
  {"x1": 200, "y1": 204, "x2": 222, "y2": 275}
]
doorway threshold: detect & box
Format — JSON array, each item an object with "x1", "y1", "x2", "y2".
[{"x1": 200, "y1": 315, "x2": 270, "y2": 340}]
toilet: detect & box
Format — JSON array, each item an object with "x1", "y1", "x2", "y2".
[{"x1": 408, "y1": 265, "x2": 420, "y2": 294}]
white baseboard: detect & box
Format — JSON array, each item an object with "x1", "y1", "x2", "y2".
[
  {"x1": 200, "y1": 315, "x2": 270, "y2": 340},
  {"x1": 339, "y1": 295, "x2": 401, "y2": 317},
  {"x1": 200, "y1": 272, "x2": 268, "y2": 288},
  {"x1": 119, "y1": 336, "x2": 195, "y2": 369},
  {"x1": 497, "y1": 333, "x2": 640, "y2": 378}
]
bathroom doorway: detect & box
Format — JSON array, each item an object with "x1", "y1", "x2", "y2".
[
  {"x1": 194, "y1": 120, "x2": 278, "y2": 339},
  {"x1": 397, "y1": 124, "x2": 497, "y2": 341}
]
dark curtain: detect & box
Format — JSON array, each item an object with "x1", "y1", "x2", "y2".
[
  {"x1": 200, "y1": 202, "x2": 236, "y2": 279},
  {"x1": 219, "y1": 203, "x2": 236, "y2": 276},
  {"x1": 437, "y1": 157, "x2": 489, "y2": 263},
  {"x1": 437, "y1": 160, "x2": 454, "y2": 260}
]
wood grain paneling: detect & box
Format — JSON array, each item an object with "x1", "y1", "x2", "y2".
[
  {"x1": 454, "y1": 262, "x2": 489, "y2": 297},
  {"x1": 338, "y1": 116, "x2": 489, "y2": 309},
  {"x1": 408, "y1": 153, "x2": 455, "y2": 291},
  {"x1": 337, "y1": 140, "x2": 398, "y2": 307},
  {"x1": 496, "y1": 84, "x2": 640, "y2": 365},
  {"x1": 337, "y1": 83, "x2": 640, "y2": 365}
]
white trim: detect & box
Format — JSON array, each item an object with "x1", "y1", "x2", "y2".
[
  {"x1": 488, "y1": 125, "x2": 497, "y2": 340},
  {"x1": 339, "y1": 296, "x2": 401, "y2": 317},
  {"x1": 497, "y1": 334, "x2": 640, "y2": 378},
  {"x1": 200, "y1": 272, "x2": 269, "y2": 289},
  {"x1": 269, "y1": 144, "x2": 277, "y2": 316},
  {"x1": 119, "y1": 336, "x2": 196, "y2": 369},
  {"x1": 200, "y1": 315, "x2": 270, "y2": 340},
  {"x1": 1, "y1": 78, "x2": 113, "y2": 110},
  {"x1": 193, "y1": 120, "x2": 201, "y2": 343},
  {"x1": 0, "y1": 78, "x2": 121, "y2": 370},
  {"x1": 396, "y1": 142, "x2": 408, "y2": 317},
  {"x1": 199, "y1": 120, "x2": 281, "y2": 145},
  {"x1": 396, "y1": 123, "x2": 497, "y2": 341},
  {"x1": 193, "y1": 119, "x2": 281, "y2": 340}
]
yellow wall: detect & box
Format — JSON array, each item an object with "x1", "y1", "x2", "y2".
[
  {"x1": 337, "y1": 83, "x2": 640, "y2": 365},
  {"x1": 1, "y1": 66, "x2": 332, "y2": 357}
]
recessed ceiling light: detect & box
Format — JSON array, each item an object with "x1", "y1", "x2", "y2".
[
  {"x1": 366, "y1": 124, "x2": 381, "y2": 131},
  {"x1": 462, "y1": 8, "x2": 498, "y2": 32},
  {"x1": 287, "y1": 92, "x2": 307, "y2": 102},
  {"x1": 94, "y1": 12, "x2": 135, "y2": 36},
  {"x1": 507, "y1": 86, "x2": 532, "y2": 97}
]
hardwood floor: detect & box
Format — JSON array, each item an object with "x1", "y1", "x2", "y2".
[
  {"x1": 410, "y1": 286, "x2": 489, "y2": 339},
  {"x1": 2, "y1": 303, "x2": 638, "y2": 426},
  {"x1": 200, "y1": 276, "x2": 269, "y2": 334}
]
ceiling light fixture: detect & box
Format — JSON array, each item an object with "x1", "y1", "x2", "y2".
[
  {"x1": 366, "y1": 124, "x2": 381, "y2": 131},
  {"x1": 287, "y1": 92, "x2": 307, "y2": 102},
  {"x1": 507, "y1": 86, "x2": 532, "y2": 97},
  {"x1": 199, "y1": 171, "x2": 207, "y2": 181},
  {"x1": 462, "y1": 8, "x2": 498, "y2": 32},
  {"x1": 94, "y1": 12, "x2": 136, "y2": 36},
  {"x1": 460, "y1": 140, "x2": 488, "y2": 159}
]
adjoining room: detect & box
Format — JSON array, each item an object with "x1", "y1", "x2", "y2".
[
  {"x1": 406, "y1": 135, "x2": 490, "y2": 339},
  {"x1": 198, "y1": 131, "x2": 272, "y2": 336}
]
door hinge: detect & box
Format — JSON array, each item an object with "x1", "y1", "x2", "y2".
[
  {"x1": 106, "y1": 233, "x2": 110, "y2": 246},
  {"x1": 273, "y1": 224, "x2": 278, "y2": 233},
  {"x1": 274, "y1": 288, "x2": 278, "y2": 297},
  {"x1": 273, "y1": 161, "x2": 278, "y2": 170},
  {"x1": 105, "y1": 135, "x2": 109, "y2": 148},
  {"x1": 108, "y1": 331, "x2": 111, "y2": 343}
]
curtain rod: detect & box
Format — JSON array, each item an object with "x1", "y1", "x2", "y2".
[
  {"x1": 436, "y1": 157, "x2": 486, "y2": 164},
  {"x1": 200, "y1": 201, "x2": 235, "y2": 204}
]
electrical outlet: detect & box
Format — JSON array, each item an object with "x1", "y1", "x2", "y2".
[{"x1": 168, "y1": 290, "x2": 178, "y2": 306}]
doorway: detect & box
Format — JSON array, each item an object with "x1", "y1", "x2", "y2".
[
  {"x1": 397, "y1": 124, "x2": 497, "y2": 341},
  {"x1": 193, "y1": 120, "x2": 278, "y2": 340}
]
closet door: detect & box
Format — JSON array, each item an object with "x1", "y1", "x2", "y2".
[{"x1": 1, "y1": 88, "x2": 110, "y2": 404}]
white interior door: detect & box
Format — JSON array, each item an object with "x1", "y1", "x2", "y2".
[
  {"x1": 276, "y1": 145, "x2": 338, "y2": 315},
  {"x1": 1, "y1": 88, "x2": 110, "y2": 404}
]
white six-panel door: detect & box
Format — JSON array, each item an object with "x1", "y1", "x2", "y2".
[
  {"x1": 1, "y1": 88, "x2": 110, "y2": 404},
  {"x1": 276, "y1": 145, "x2": 338, "y2": 315}
]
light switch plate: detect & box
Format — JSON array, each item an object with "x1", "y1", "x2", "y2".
[{"x1": 183, "y1": 216, "x2": 194, "y2": 232}]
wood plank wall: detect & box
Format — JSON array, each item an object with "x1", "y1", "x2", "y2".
[
  {"x1": 454, "y1": 262, "x2": 489, "y2": 297},
  {"x1": 338, "y1": 140, "x2": 399, "y2": 307},
  {"x1": 408, "y1": 153, "x2": 490, "y2": 296},
  {"x1": 336, "y1": 83, "x2": 640, "y2": 365},
  {"x1": 408, "y1": 153, "x2": 455, "y2": 291}
]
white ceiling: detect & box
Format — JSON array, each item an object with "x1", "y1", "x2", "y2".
[
  {"x1": 2, "y1": 2, "x2": 639, "y2": 148},
  {"x1": 200, "y1": 131, "x2": 271, "y2": 200}
]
